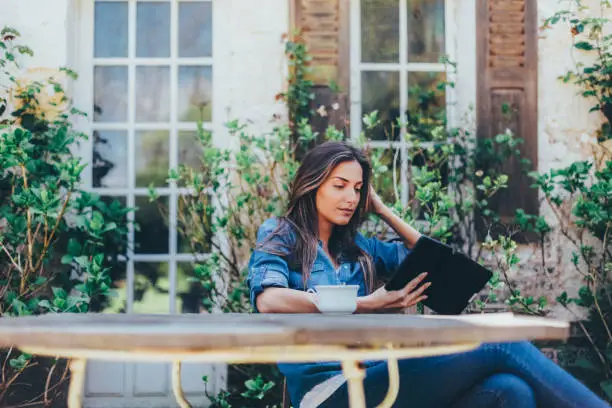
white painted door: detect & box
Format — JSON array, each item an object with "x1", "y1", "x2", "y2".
[{"x1": 75, "y1": 0, "x2": 227, "y2": 406}]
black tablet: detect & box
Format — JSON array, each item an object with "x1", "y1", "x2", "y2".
[{"x1": 384, "y1": 235, "x2": 493, "y2": 315}]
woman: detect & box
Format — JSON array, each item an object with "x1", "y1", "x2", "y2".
[{"x1": 247, "y1": 141, "x2": 608, "y2": 408}]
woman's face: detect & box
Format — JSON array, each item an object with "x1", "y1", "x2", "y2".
[{"x1": 316, "y1": 160, "x2": 364, "y2": 226}]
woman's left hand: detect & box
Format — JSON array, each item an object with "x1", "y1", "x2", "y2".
[{"x1": 367, "y1": 185, "x2": 386, "y2": 215}]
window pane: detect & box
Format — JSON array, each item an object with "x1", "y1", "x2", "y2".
[
  {"x1": 93, "y1": 130, "x2": 128, "y2": 188},
  {"x1": 370, "y1": 148, "x2": 401, "y2": 205},
  {"x1": 408, "y1": 71, "x2": 446, "y2": 109},
  {"x1": 179, "y1": 2, "x2": 213, "y2": 58},
  {"x1": 176, "y1": 263, "x2": 207, "y2": 313},
  {"x1": 407, "y1": 0, "x2": 445, "y2": 63},
  {"x1": 99, "y1": 195, "x2": 129, "y2": 256},
  {"x1": 135, "y1": 130, "x2": 169, "y2": 187},
  {"x1": 407, "y1": 71, "x2": 446, "y2": 140},
  {"x1": 98, "y1": 265, "x2": 127, "y2": 314},
  {"x1": 94, "y1": 66, "x2": 128, "y2": 122},
  {"x1": 133, "y1": 262, "x2": 170, "y2": 313},
  {"x1": 136, "y1": 66, "x2": 170, "y2": 122},
  {"x1": 361, "y1": 0, "x2": 399, "y2": 63},
  {"x1": 178, "y1": 66, "x2": 212, "y2": 122},
  {"x1": 93, "y1": 197, "x2": 128, "y2": 314},
  {"x1": 177, "y1": 193, "x2": 212, "y2": 254},
  {"x1": 135, "y1": 196, "x2": 169, "y2": 254},
  {"x1": 95, "y1": 2, "x2": 128, "y2": 58},
  {"x1": 136, "y1": 2, "x2": 170, "y2": 58},
  {"x1": 362, "y1": 71, "x2": 400, "y2": 141},
  {"x1": 178, "y1": 131, "x2": 204, "y2": 169}
]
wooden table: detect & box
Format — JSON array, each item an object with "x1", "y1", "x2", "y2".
[{"x1": 0, "y1": 312, "x2": 569, "y2": 408}]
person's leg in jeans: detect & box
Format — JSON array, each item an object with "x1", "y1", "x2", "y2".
[
  {"x1": 451, "y1": 373, "x2": 536, "y2": 408},
  {"x1": 317, "y1": 341, "x2": 609, "y2": 408}
]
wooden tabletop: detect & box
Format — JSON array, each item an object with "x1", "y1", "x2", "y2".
[{"x1": 0, "y1": 313, "x2": 569, "y2": 353}]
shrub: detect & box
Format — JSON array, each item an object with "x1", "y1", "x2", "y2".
[{"x1": 0, "y1": 27, "x2": 130, "y2": 406}]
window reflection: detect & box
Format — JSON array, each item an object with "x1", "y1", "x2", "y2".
[
  {"x1": 361, "y1": 0, "x2": 399, "y2": 63},
  {"x1": 94, "y1": 66, "x2": 128, "y2": 122},
  {"x1": 371, "y1": 148, "x2": 401, "y2": 205},
  {"x1": 133, "y1": 262, "x2": 170, "y2": 314},
  {"x1": 135, "y1": 130, "x2": 169, "y2": 187},
  {"x1": 136, "y1": 2, "x2": 170, "y2": 58},
  {"x1": 407, "y1": 0, "x2": 445, "y2": 63},
  {"x1": 95, "y1": 2, "x2": 128, "y2": 58},
  {"x1": 179, "y1": 2, "x2": 213, "y2": 58},
  {"x1": 93, "y1": 130, "x2": 128, "y2": 188},
  {"x1": 135, "y1": 196, "x2": 169, "y2": 254},
  {"x1": 361, "y1": 71, "x2": 400, "y2": 141},
  {"x1": 136, "y1": 66, "x2": 170, "y2": 122},
  {"x1": 178, "y1": 131, "x2": 204, "y2": 169},
  {"x1": 176, "y1": 263, "x2": 207, "y2": 313},
  {"x1": 406, "y1": 71, "x2": 446, "y2": 140},
  {"x1": 178, "y1": 66, "x2": 212, "y2": 123}
]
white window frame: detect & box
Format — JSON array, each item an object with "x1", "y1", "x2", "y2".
[
  {"x1": 349, "y1": 0, "x2": 458, "y2": 206},
  {"x1": 74, "y1": 0, "x2": 226, "y2": 405},
  {"x1": 78, "y1": 0, "x2": 219, "y2": 313}
]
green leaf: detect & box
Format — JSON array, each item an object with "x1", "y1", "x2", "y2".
[
  {"x1": 33, "y1": 276, "x2": 47, "y2": 286},
  {"x1": 16, "y1": 45, "x2": 33, "y2": 57},
  {"x1": 606, "y1": 343, "x2": 612, "y2": 361},
  {"x1": 74, "y1": 255, "x2": 90, "y2": 267},
  {"x1": 67, "y1": 238, "x2": 81, "y2": 256},
  {"x1": 573, "y1": 357, "x2": 599, "y2": 372},
  {"x1": 59, "y1": 67, "x2": 78, "y2": 80},
  {"x1": 9, "y1": 354, "x2": 30, "y2": 370},
  {"x1": 601, "y1": 380, "x2": 612, "y2": 400},
  {"x1": 538, "y1": 296, "x2": 547, "y2": 309},
  {"x1": 38, "y1": 299, "x2": 53, "y2": 310},
  {"x1": 244, "y1": 379, "x2": 257, "y2": 390},
  {"x1": 11, "y1": 298, "x2": 30, "y2": 316},
  {"x1": 51, "y1": 287, "x2": 67, "y2": 299},
  {"x1": 1, "y1": 27, "x2": 21, "y2": 36},
  {"x1": 574, "y1": 41, "x2": 594, "y2": 51}
]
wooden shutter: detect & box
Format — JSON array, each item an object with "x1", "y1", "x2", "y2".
[
  {"x1": 477, "y1": 0, "x2": 539, "y2": 220},
  {"x1": 291, "y1": 0, "x2": 350, "y2": 135}
]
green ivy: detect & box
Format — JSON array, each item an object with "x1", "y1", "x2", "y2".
[
  {"x1": 0, "y1": 27, "x2": 131, "y2": 406},
  {"x1": 542, "y1": 1, "x2": 612, "y2": 142}
]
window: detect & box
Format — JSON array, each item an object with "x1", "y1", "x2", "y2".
[
  {"x1": 82, "y1": 0, "x2": 214, "y2": 315},
  {"x1": 77, "y1": 1, "x2": 219, "y2": 404},
  {"x1": 350, "y1": 0, "x2": 453, "y2": 205}
]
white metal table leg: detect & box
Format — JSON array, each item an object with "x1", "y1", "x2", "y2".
[
  {"x1": 341, "y1": 360, "x2": 366, "y2": 408},
  {"x1": 68, "y1": 359, "x2": 87, "y2": 408},
  {"x1": 172, "y1": 360, "x2": 192, "y2": 408},
  {"x1": 376, "y1": 354, "x2": 400, "y2": 408}
]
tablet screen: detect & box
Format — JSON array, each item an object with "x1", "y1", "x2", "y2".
[{"x1": 384, "y1": 236, "x2": 492, "y2": 314}]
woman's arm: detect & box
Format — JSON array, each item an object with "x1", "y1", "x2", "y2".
[
  {"x1": 369, "y1": 187, "x2": 422, "y2": 249},
  {"x1": 258, "y1": 276, "x2": 430, "y2": 314},
  {"x1": 256, "y1": 287, "x2": 319, "y2": 313}
]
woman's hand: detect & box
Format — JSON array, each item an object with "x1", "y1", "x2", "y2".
[
  {"x1": 367, "y1": 185, "x2": 422, "y2": 248},
  {"x1": 367, "y1": 185, "x2": 386, "y2": 216},
  {"x1": 356, "y1": 272, "x2": 431, "y2": 313}
]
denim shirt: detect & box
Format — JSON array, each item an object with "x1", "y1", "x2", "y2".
[{"x1": 247, "y1": 218, "x2": 410, "y2": 405}]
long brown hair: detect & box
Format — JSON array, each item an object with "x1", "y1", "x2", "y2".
[{"x1": 257, "y1": 141, "x2": 375, "y2": 292}]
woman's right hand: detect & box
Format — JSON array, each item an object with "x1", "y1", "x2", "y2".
[{"x1": 356, "y1": 272, "x2": 431, "y2": 313}]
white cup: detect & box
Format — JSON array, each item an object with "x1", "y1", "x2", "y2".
[{"x1": 307, "y1": 285, "x2": 359, "y2": 314}]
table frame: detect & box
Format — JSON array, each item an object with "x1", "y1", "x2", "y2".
[{"x1": 25, "y1": 342, "x2": 480, "y2": 408}]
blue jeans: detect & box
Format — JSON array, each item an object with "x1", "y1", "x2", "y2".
[{"x1": 318, "y1": 341, "x2": 609, "y2": 408}]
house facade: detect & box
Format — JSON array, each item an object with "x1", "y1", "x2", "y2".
[{"x1": 1, "y1": 0, "x2": 604, "y2": 406}]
